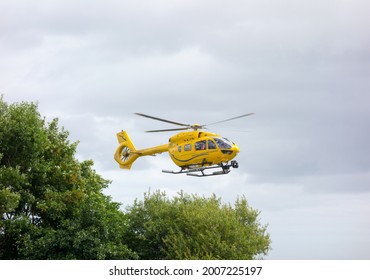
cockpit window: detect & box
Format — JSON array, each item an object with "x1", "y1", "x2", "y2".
[
  {"x1": 213, "y1": 137, "x2": 233, "y2": 149},
  {"x1": 195, "y1": 140, "x2": 206, "y2": 150},
  {"x1": 208, "y1": 140, "x2": 217, "y2": 149}
]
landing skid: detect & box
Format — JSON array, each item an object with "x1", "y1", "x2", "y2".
[{"x1": 162, "y1": 161, "x2": 239, "y2": 177}]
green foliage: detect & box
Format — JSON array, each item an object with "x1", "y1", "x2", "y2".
[
  {"x1": 0, "y1": 97, "x2": 135, "y2": 259},
  {"x1": 124, "y1": 190, "x2": 271, "y2": 260}
]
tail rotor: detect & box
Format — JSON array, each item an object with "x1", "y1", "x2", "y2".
[{"x1": 114, "y1": 131, "x2": 139, "y2": 169}]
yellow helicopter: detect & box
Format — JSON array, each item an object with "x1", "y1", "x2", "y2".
[{"x1": 114, "y1": 112, "x2": 254, "y2": 177}]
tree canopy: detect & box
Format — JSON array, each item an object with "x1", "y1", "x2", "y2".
[
  {"x1": 0, "y1": 97, "x2": 135, "y2": 259},
  {"x1": 1, "y1": 97, "x2": 271, "y2": 260},
  {"x1": 124, "y1": 190, "x2": 271, "y2": 260}
]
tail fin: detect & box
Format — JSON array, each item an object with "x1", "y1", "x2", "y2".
[{"x1": 114, "y1": 131, "x2": 140, "y2": 169}]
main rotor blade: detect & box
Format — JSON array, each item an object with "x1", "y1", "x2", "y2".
[
  {"x1": 145, "y1": 128, "x2": 190, "y2": 133},
  {"x1": 135, "y1": 113, "x2": 189, "y2": 127},
  {"x1": 204, "y1": 113, "x2": 255, "y2": 126}
]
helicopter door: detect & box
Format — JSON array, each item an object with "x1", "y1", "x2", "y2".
[
  {"x1": 181, "y1": 143, "x2": 193, "y2": 158},
  {"x1": 184, "y1": 143, "x2": 192, "y2": 152},
  {"x1": 174, "y1": 143, "x2": 194, "y2": 164},
  {"x1": 208, "y1": 139, "x2": 217, "y2": 150},
  {"x1": 195, "y1": 140, "x2": 206, "y2": 151}
]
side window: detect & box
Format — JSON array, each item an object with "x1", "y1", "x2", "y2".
[
  {"x1": 178, "y1": 145, "x2": 182, "y2": 152},
  {"x1": 195, "y1": 140, "x2": 206, "y2": 150},
  {"x1": 184, "y1": 144, "x2": 192, "y2": 151},
  {"x1": 208, "y1": 140, "x2": 217, "y2": 149}
]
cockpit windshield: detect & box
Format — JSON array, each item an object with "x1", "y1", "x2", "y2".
[{"x1": 213, "y1": 137, "x2": 233, "y2": 149}]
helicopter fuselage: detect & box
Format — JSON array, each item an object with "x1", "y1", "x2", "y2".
[
  {"x1": 114, "y1": 112, "x2": 252, "y2": 175},
  {"x1": 167, "y1": 131, "x2": 240, "y2": 168},
  {"x1": 114, "y1": 130, "x2": 240, "y2": 171}
]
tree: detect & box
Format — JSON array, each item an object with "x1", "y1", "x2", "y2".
[
  {"x1": 124, "y1": 190, "x2": 271, "y2": 260},
  {"x1": 0, "y1": 97, "x2": 135, "y2": 259}
]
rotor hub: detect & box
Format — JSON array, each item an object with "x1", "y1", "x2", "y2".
[{"x1": 191, "y1": 124, "x2": 203, "y2": 130}]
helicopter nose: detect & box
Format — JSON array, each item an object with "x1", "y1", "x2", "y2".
[{"x1": 233, "y1": 144, "x2": 240, "y2": 154}]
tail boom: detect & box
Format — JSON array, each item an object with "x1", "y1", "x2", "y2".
[{"x1": 114, "y1": 131, "x2": 168, "y2": 169}]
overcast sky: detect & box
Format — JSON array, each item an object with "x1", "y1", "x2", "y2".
[{"x1": 1, "y1": 0, "x2": 370, "y2": 259}]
